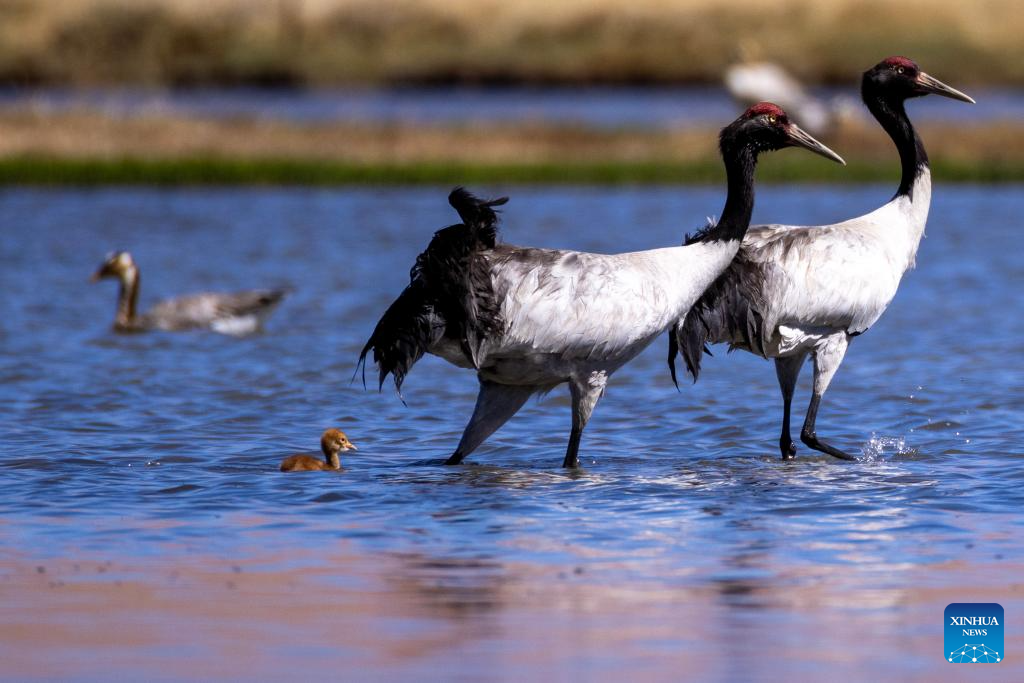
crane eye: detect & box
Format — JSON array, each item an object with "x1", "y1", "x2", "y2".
[
  {"x1": 896, "y1": 66, "x2": 905, "y2": 74},
  {"x1": 767, "y1": 114, "x2": 777, "y2": 123}
]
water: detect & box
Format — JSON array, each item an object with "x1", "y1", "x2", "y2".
[
  {"x1": 1, "y1": 184, "x2": 1022, "y2": 680},
  {"x1": 2, "y1": 85, "x2": 1022, "y2": 126}
]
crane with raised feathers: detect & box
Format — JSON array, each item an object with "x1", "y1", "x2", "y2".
[
  {"x1": 670, "y1": 56, "x2": 974, "y2": 461},
  {"x1": 360, "y1": 104, "x2": 844, "y2": 468}
]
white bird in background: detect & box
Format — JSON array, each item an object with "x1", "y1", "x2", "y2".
[
  {"x1": 724, "y1": 46, "x2": 859, "y2": 135},
  {"x1": 672, "y1": 56, "x2": 974, "y2": 461},
  {"x1": 360, "y1": 104, "x2": 844, "y2": 468}
]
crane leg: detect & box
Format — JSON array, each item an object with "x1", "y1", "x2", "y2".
[
  {"x1": 774, "y1": 353, "x2": 807, "y2": 460},
  {"x1": 800, "y1": 335, "x2": 857, "y2": 461},
  {"x1": 446, "y1": 379, "x2": 534, "y2": 465},
  {"x1": 562, "y1": 373, "x2": 607, "y2": 469}
]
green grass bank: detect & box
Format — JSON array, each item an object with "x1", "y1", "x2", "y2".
[{"x1": 1, "y1": 156, "x2": 1021, "y2": 186}]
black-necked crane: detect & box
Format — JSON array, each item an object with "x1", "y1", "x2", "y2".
[
  {"x1": 670, "y1": 56, "x2": 974, "y2": 461},
  {"x1": 360, "y1": 104, "x2": 844, "y2": 468}
]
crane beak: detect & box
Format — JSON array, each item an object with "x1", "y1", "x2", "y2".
[
  {"x1": 785, "y1": 123, "x2": 846, "y2": 165},
  {"x1": 346, "y1": 443, "x2": 358, "y2": 451},
  {"x1": 916, "y1": 72, "x2": 975, "y2": 103}
]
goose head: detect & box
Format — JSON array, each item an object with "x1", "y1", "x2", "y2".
[
  {"x1": 722, "y1": 102, "x2": 846, "y2": 164},
  {"x1": 91, "y1": 251, "x2": 138, "y2": 284},
  {"x1": 863, "y1": 56, "x2": 974, "y2": 104}
]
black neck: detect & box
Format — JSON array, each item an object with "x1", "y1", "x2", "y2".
[
  {"x1": 702, "y1": 143, "x2": 757, "y2": 243},
  {"x1": 864, "y1": 91, "x2": 928, "y2": 198}
]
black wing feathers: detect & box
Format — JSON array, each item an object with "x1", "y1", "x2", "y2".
[
  {"x1": 358, "y1": 188, "x2": 507, "y2": 394},
  {"x1": 357, "y1": 280, "x2": 444, "y2": 394},
  {"x1": 669, "y1": 251, "x2": 768, "y2": 384}
]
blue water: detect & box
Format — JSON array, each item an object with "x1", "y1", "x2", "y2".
[
  {"x1": 1, "y1": 185, "x2": 1022, "y2": 680},
  {"x1": 1, "y1": 85, "x2": 1020, "y2": 126}
]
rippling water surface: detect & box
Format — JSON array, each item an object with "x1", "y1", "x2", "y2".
[{"x1": 1, "y1": 185, "x2": 1022, "y2": 680}]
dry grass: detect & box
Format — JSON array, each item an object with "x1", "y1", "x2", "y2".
[
  {"x1": 0, "y1": 110, "x2": 707, "y2": 163},
  {"x1": 1, "y1": 108, "x2": 1021, "y2": 176},
  {"x1": 1, "y1": 0, "x2": 1022, "y2": 85}
]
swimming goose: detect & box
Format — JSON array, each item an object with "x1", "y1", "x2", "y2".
[
  {"x1": 91, "y1": 251, "x2": 287, "y2": 335},
  {"x1": 670, "y1": 57, "x2": 974, "y2": 461},
  {"x1": 280, "y1": 428, "x2": 357, "y2": 472},
  {"x1": 360, "y1": 104, "x2": 844, "y2": 468}
]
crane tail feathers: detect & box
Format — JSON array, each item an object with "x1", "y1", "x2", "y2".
[
  {"x1": 670, "y1": 253, "x2": 769, "y2": 385},
  {"x1": 359, "y1": 186, "x2": 506, "y2": 401},
  {"x1": 358, "y1": 284, "x2": 443, "y2": 398},
  {"x1": 352, "y1": 344, "x2": 369, "y2": 388},
  {"x1": 677, "y1": 315, "x2": 707, "y2": 383},
  {"x1": 667, "y1": 325, "x2": 681, "y2": 390}
]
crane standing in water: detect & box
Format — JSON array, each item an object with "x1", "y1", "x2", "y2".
[
  {"x1": 361, "y1": 105, "x2": 844, "y2": 468},
  {"x1": 671, "y1": 57, "x2": 974, "y2": 461}
]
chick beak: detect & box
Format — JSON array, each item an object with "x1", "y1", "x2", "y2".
[
  {"x1": 346, "y1": 443, "x2": 357, "y2": 451},
  {"x1": 916, "y1": 71, "x2": 975, "y2": 103},
  {"x1": 785, "y1": 122, "x2": 846, "y2": 165}
]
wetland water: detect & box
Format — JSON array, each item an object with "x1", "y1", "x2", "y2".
[
  {"x1": 3, "y1": 85, "x2": 1023, "y2": 126},
  {"x1": 1, "y1": 185, "x2": 1022, "y2": 680}
]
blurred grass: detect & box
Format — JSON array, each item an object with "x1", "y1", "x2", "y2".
[
  {"x1": 2, "y1": 107, "x2": 1024, "y2": 185},
  {"x1": 0, "y1": 158, "x2": 720, "y2": 185},
  {"x1": 0, "y1": 0, "x2": 1022, "y2": 86}
]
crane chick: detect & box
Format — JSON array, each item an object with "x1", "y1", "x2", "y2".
[{"x1": 280, "y1": 429, "x2": 357, "y2": 472}]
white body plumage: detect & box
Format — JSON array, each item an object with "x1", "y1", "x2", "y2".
[
  {"x1": 748, "y1": 169, "x2": 930, "y2": 357},
  {"x1": 434, "y1": 240, "x2": 739, "y2": 385}
]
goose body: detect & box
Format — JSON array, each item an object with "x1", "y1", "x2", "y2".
[
  {"x1": 361, "y1": 104, "x2": 844, "y2": 468},
  {"x1": 91, "y1": 251, "x2": 287, "y2": 335},
  {"x1": 137, "y1": 291, "x2": 286, "y2": 335},
  {"x1": 672, "y1": 57, "x2": 973, "y2": 460}
]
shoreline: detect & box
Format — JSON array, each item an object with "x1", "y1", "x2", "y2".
[
  {"x1": 1, "y1": 112, "x2": 1022, "y2": 185},
  {"x1": 0, "y1": 115, "x2": 1019, "y2": 184},
  {"x1": 2, "y1": 157, "x2": 1022, "y2": 186}
]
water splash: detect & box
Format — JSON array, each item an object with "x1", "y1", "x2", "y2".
[{"x1": 860, "y1": 434, "x2": 917, "y2": 461}]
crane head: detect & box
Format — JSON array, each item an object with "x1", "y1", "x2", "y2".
[
  {"x1": 864, "y1": 56, "x2": 974, "y2": 104},
  {"x1": 723, "y1": 102, "x2": 845, "y2": 165}
]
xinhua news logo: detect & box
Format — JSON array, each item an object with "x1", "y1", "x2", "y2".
[{"x1": 945, "y1": 603, "x2": 1003, "y2": 663}]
